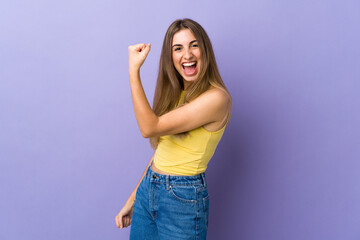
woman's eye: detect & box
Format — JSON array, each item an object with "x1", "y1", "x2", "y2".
[
  {"x1": 192, "y1": 44, "x2": 199, "y2": 48},
  {"x1": 174, "y1": 47, "x2": 181, "y2": 51}
]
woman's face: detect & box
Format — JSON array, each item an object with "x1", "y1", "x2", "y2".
[{"x1": 172, "y1": 28, "x2": 202, "y2": 89}]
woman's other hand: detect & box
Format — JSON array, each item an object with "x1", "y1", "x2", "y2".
[
  {"x1": 128, "y1": 43, "x2": 151, "y2": 72},
  {"x1": 115, "y1": 198, "x2": 135, "y2": 229}
]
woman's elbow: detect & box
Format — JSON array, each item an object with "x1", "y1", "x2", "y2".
[
  {"x1": 140, "y1": 128, "x2": 155, "y2": 138},
  {"x1": 141, "y1": 119, "x2": 160, "y2": 138},
  {"x1": 141, "y1": 131, "x2": 151, "y2": 138}
]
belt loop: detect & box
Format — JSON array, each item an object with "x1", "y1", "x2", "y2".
[
  {"x1": 166, "y1": 175, "x2": 170, "y2": 190},
  {"x1": 201, "y1": 172, "x2": 207, "y2": 188}
]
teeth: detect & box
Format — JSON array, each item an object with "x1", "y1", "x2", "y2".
[{"x1": 182, "y1": 62, "x2": 196, "y2": 67}]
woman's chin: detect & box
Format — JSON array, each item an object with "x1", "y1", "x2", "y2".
[{"x1": 182, "y1": 73, "x2": 200, "y2": 83}]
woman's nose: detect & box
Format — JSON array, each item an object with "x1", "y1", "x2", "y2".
[{"x1": 184, "y1": 48, "x2": 193, "y2": 59}]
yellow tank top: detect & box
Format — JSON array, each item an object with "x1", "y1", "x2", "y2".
[{"x1": 153, "y1": 90, "x2": 229, "y2": 175}]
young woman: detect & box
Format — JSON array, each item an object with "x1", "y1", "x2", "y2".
[{"x1": 115, "y1": 18, "x2": 232, "y2": 239}]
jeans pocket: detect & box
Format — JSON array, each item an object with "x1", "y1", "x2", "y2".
[{"x1": 168, "y1": 185, "x2": 197, "y2": 203}]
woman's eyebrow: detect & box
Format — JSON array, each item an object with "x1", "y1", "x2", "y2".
[
  {"x1": 172, "y1": 44, "x2": 182, "y2": 48},
  {"x1": 172, "y1": 40, "x2": 198, "y2": 48}
]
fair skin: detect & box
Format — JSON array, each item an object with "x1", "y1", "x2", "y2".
[
  {"x1": 115, "y1": 29, "x2": 230, "y2": 229},
  {"x1": 172, "y1": 28, "x2": 202, "y2": 89}
]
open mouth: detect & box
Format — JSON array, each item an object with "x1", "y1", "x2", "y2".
[{"x1": 182, "y1": 61, "x2": 197, "y2": 76}]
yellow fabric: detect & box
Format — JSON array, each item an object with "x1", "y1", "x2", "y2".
[{"x1": 153, "y1": 90, "x2": 229, "y2": 175}]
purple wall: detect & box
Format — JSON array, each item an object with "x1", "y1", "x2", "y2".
[{"x1": 1, "y1": 1, "x2": 359, "y2": 239}]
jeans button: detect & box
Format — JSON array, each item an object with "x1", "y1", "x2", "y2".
[{"x1": 152, "y1": 174, "x2": 156, "y2": 179}]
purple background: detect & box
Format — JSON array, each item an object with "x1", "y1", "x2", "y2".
[{"x1": 1, "y1": 0, "x2": 360, "y2": 239}]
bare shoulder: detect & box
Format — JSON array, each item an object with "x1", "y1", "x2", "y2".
[
  {"x1": 203, "y1": 86, "x2": 231, "y2": 108},
  {"x1": 201, "y1": 86, "x2": 231, "y2": 131}
]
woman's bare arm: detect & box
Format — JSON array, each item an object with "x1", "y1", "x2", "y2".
[
  {"x1": 127, "y1": 152, "x2": 155, "y2": 204},
  {"x1": 115, "y1": 153, "x2": 156, "y2": 229},
  {"x1": 128, "y1": 43, "x2": 230, "y2": 138}
]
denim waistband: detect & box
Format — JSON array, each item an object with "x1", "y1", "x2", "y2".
[{"x1": 146, "y1": 160, "x2": 207, "y2": 188}]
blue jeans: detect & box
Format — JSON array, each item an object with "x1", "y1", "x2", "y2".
[{"x1": 130, "y1": 160, "x2": 209, "y2": 240}]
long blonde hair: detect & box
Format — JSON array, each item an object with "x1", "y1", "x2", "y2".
[{"x1": 150, "y1": 18, "x2": 232, "y2": 149}]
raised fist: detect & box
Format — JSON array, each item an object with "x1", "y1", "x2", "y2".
[{"x1": 128, "y1": 43, "x2": 151, "y2": 71}]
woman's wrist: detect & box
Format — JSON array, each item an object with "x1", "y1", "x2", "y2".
[
  {"x1": 129, "y1": 66, "x2": 140, "y2": 75},
  {"x1": 129, "y1": 68, "x2": 141, "y2": 84}
]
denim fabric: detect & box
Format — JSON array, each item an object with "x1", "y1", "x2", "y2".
[{"x1": 130, "y1": 160, "x2": 209, "y2": 240}]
